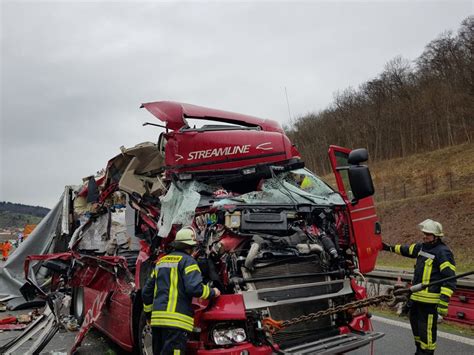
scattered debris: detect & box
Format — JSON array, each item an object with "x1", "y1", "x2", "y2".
[
  {"x1": 62, "y1": 315, "x2": 79, "y2": 331},
  {"x1": 17, "y1": 314, "x2": 31, "y2": 323},
  {"x1": 0, "y1": 293, "x2": 67, "y2": 354},
  {"x1": 0, "y1": 316, "x2": 17, "y2": 324},
  {"x1": 0, "y1": 324, "x2": 28, "y2": 331}
]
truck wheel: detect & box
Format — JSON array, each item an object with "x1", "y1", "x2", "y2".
[
  {"x1": 71, "y1": 287, "x2": 85, "y2": 325},
  {"x1": 138, "y1": 311, "x2": 153, "y2": 355}
]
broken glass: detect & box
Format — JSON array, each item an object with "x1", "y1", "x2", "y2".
[{"x1": 157, "y1": 181, "x2": 202, "y2": 238}]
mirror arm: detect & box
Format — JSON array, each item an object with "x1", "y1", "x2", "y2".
[{"x1": 143, "y1": 122, "x2": 167, "y2": 129}]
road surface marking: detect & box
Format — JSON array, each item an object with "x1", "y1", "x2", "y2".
[{"x1": 372, "y1": 315, "x2": 474, "y2": 346}]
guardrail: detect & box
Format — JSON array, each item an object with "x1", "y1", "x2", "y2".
[
  {"x1": 367, "y1": 268, "x2": 474, "y2": 289},
  {"x1": 360, "y1": 268, "x2": 474, "y2": 326}
]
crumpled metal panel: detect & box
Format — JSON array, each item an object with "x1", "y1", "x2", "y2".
[
  {"x1": 77, "y1": 214, "x2": 108, "y2": 253},
  {"x1": 0, "y1": 195, "x2": 64, "y2": 298},
  {"x1": 141, "y1": 101, "x2": 283, "y2": 133}
]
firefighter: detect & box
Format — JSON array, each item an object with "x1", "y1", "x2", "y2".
[
  {"x1": 383, "y1": 219, "x2": 456, "y2": 355},
  {"x1": 142, "y1": 227, "x2": 220, "y2": 354},
  {"x1": 2, "y1": 240, "x2": 12, "y2": 261},
  {"x1": 291, "y1": 172, "x2": 312, "y2": 190}
]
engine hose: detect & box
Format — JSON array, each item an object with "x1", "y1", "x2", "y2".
[
  {"x1": 320, "y1": 235, "x2": 338, "y2": 259},
  {"x1": 245, "y1": 242, "x2": 260, "y2": 270}
]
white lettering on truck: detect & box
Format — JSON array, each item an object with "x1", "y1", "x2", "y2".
[{"x1": 187, "y1": 145, "x2": 251, "y2": 160}]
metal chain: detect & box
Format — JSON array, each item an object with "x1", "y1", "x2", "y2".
[{"x1": 279, "y1": 294, "x2": 394, "y2": 328}]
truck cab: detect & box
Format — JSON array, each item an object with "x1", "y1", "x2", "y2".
[{"x1": 128, "y1": 101, "x2": 383, "y2": 353}]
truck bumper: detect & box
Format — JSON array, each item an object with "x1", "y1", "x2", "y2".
[
  {"x1": 282, "y1": 331, "x2": 384, "y2": 354},
  {"x1": 196, "y1": 343, "x2": 274, "y2": 354},
  {"x1": 195, "y1": 331, "x2": 383, "y2": 354}
]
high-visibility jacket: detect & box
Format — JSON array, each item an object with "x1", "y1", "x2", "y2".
[
  {"x1": 142, "y1": 251, "x2": 215, "y2": 332},
  {"x1": 393, "y1": 240, "x2": 456, "y2": 305}
]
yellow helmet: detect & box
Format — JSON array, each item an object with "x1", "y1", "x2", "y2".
[
  {"x1": 174, "y1": 227, "x2": 197, "y2": 246},
  {"x1": 418, "y1": 219, "x2": 444, "y2": 237}
]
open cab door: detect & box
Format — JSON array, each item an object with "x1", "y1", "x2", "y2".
[{"x1": 328, "y1": 146, "x2": 382, "y2": 273}]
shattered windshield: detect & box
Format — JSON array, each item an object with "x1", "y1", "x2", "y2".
[
  {"x1": 202, "y1": 168, "x2": 344, "y2": 206},
  {"x1": 237, "y1": 168, "x2": 344, "y2": 206},
  {"x1": 157, "y1": 169, "x2": 343, "y2": 237}
]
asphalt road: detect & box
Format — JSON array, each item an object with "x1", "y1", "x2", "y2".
[
  {"x1": 0, "y1": 312, "x2": 473, "y2": 354},
  {"x1": 351, "y1": 316, "x2": 474, "y2": 355}
]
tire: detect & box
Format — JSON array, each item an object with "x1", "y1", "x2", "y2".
[
  {"x1": 71, "y1": 287, "x2": 85, "y2": 325},
  {"x1": 137, "y1": 311, "x2": 153, "y2": 355}
]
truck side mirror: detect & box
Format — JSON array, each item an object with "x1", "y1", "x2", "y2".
[
  {"x1": 348, "y1": 165, "x2": 374, "y2": 200},
  {"x1": 348, "y1": 148, "x2": 368, "y2": 165}
]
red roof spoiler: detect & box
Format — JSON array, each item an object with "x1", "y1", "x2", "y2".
[{"x1": 140, "y1": 101, "x2": 283, "y2": 133}]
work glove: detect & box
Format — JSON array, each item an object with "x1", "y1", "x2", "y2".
[
  {"x1": 382, "y1": 242, "x2": 393, "y2": 252},
  {"x1": 437, "y1": 303, "x2": 449, "y2": 317},
  {"x1": 401, "y1": 300, "x2": 413, "y2": 316}
]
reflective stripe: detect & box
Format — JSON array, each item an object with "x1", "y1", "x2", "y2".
[
  {"x1": 422, "y1": 259, "x2": 433, "y2": 285},
  {"x1": 409, "y1": 244, "x2": 416, "y2": 256},
  {"x1": 440, "y1": 261, "x2": 456, "y2": 272},
  {"x1": 395, "y1": 245, "x2": 401, "y2": 254},
  {"x1": 440, "y1": 287, "x2": 454, "y2": 298},
  {"x1": 159, "y1": 255, "x2": 183, "y2": 263},
  {"x1": 150, "y1": 318, "x2": 193, "y2": 332},
  {"x1": 426, "y1": 314, "x2": 435, "y2": 350},
  {"x1": 151, "y1": 311, "x2": 194, "y2": 326},
  {"x1": 174, "y1": 350, "x2": 181, "y2": 355},
  {"x1": 201, "y1": 284, "x2": 210, "y2": 299},
  {"x1": 438, "y1": 300, "x2": 449, "y2": 307},
  {"x1": 185, "y1": 264, "x2": 201, "y2": 274},
  {"x1": 417, "y1": 291, "x2": 440, "y2": 299},
  {"x1": 410, "y1": 292, "x2": 440, "y2": 304},
  {"x1": 420, "y1": 341, "x2": 436, "y2": 351},
  {"x1": 154, "y1": 269, "x2": 159, "y2": 297},
  {"x1": 419, "y1": 250, "x2": 435, "y2": 259},
  {"x1": 143, "y1": 304, "x2": 153, "y2": 312},
  {"x1": 157, "y1": 262, "x2": 180, "y2": 269},
  {"x1": 167, "y1": 267, "x2": 178, "y2": 312}
]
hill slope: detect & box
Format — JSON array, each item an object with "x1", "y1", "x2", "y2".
[
  {"x1": 0, "y1": 202, "x2": 49, "y2": 229},
  {"x1": 323, "y1": 143, "x2": 474, "y2": 271}
]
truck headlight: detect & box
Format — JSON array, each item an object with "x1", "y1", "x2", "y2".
[{"x1": 212, "y1": 327, "x2": 247, "y2": 345}]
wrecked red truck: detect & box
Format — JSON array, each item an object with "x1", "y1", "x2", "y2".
[{"x1": 9, "y1": 102, "x2": 385, "y2": 354}]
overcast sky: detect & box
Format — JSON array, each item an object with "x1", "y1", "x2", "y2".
[{"x1": 0, "y1": 0, "x2": 471, "y2": 208}]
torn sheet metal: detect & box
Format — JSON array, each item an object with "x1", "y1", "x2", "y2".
[
  {"x1": 77, "y1": 214, "x2": 108, "y2": 253},
  {"x1": 13, "y1": 251, "x2": 134, "y2": 353},
  {"x1": 70, "y1": 291, "x2": 110, "y2": 354},
  {"x1": 0, "y1": 193, "x2": 65, "y2": 298},
  {"x1": 61, "y1": 186, "x2": 73, "y2": 236}
]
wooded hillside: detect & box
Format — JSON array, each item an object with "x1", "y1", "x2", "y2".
[
  {"x1": 0, "y1": 202, "x2": 49, "y2": 229},
  {"x1": 287, "y1": 16, "x2": 473, "y2": 175},
  {"x1": 0, "y1": 202, "x2": 50, "y2": 218}
]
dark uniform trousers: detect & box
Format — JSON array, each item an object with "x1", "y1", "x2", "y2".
[
  {"x1": 152, "y1": 327, "x2": 188, "y2": 355},
  {"x1": 409, "y1": 302, "x2": 437, "y2": 355}
]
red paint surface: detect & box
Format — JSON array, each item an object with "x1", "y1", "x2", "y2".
[
  {"x1": 141, "y1": 101, "x2": 283, "y2": 133},
  {"x1": 200, "y1": 295, "x2": 246, "y2": 321},
  {"x1": 328, "y1": 145, "x2": 382, "y2": 273}
]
